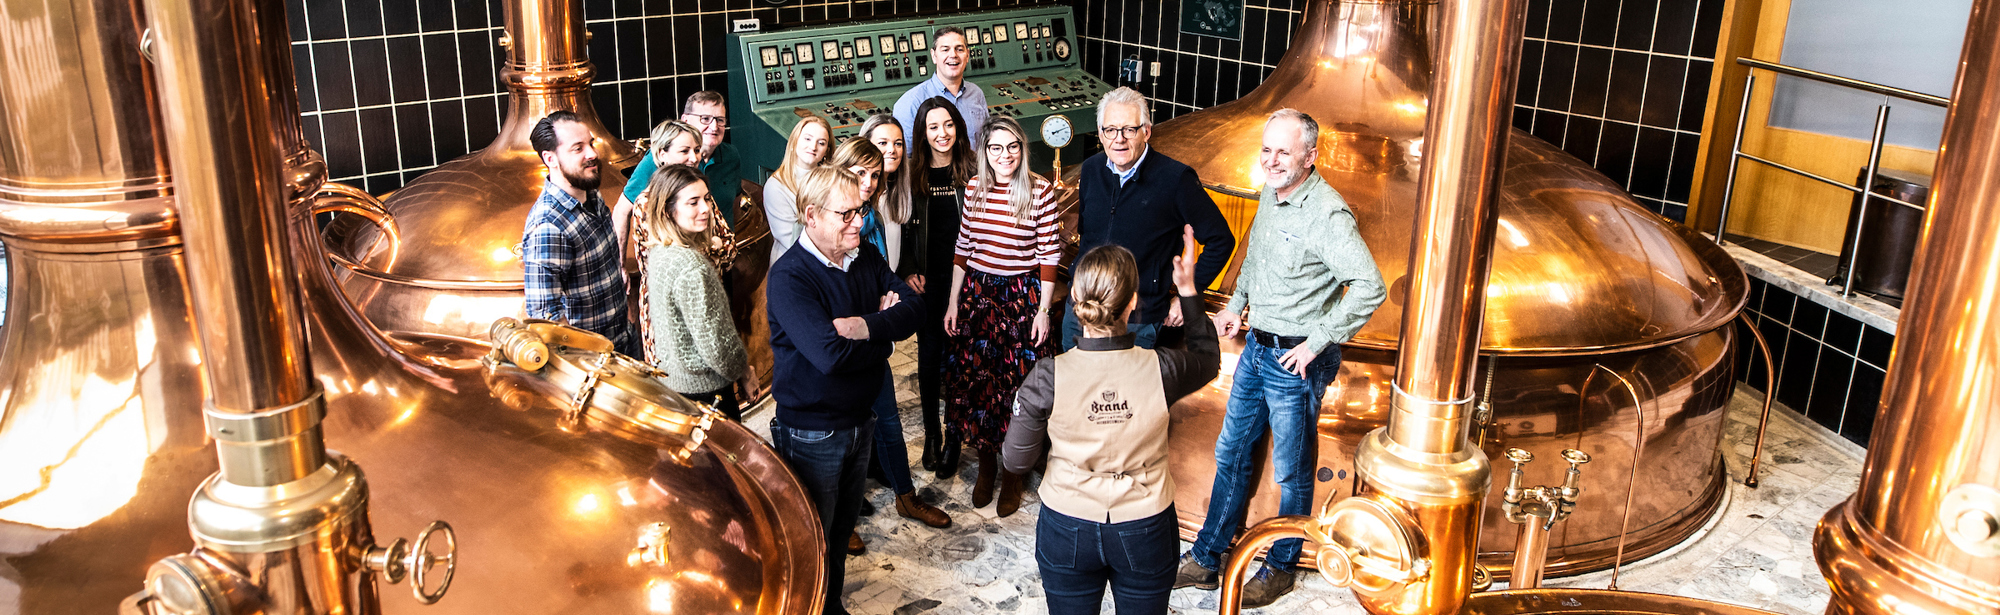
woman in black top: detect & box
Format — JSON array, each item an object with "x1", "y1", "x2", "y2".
[{"x1": 909, "y1": 96, "x2": 977, "y2": 477}]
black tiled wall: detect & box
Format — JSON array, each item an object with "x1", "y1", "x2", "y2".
[
  {"x1": 293, "y1": 0, "x2": 1724, "y2": 213},
  {"x1": 1069, "y1": 0, "x2": 1302, "y2": 124},
  {"x1": 288, "y1": 0, "x2": 1031, "y2": 194},
  {"x1": 1513, "y1": 0, "x2": 1724, "y2": 222},
  {"x1": 1735, "y1": 277, "x2": 1890, "y2": 447}
]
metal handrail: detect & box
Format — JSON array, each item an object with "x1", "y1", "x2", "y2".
[
  {"x1": 1713, "y1": 59, "x2": 1949, "y2": 298},
  {"x1": 1735, "y1": 58, "x2": 1950, "y2": 107}
]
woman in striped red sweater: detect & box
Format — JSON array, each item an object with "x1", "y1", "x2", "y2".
[{"x1": 941, "y1": 116, "x2": 1061, "y2": 515}]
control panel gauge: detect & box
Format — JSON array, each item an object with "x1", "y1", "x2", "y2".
[
  {"x1": 911, "y1": 31, "x2": 927, "y2": 50},
  {"x1": 855, "y1": 37, "x2": 873, "y2": 57},
  {"x1": 795, "y1": 43, "x2": 814, "y2": 63},
  {"x1": 760, "y1": 46, "x2": 780, "y2": 67},
  {"x1": 881, "y1": 35, "x2": 898, "y2": 55},
  {"x1": 1015, "y1": 22, "x2": 1029, "y2": 40},
  {"x1": 1040, "y1": 115, "x2": 1073, "y2": 148},
  {"x1": 782, "y1": 51, "x2": 795, "y2": 65},
  {"x1": 1040, "y1": 25, "x2": 1052, "y2": 38},
  {"x1": 1053, "y1": 38, "x2": 1071, "y2": 60},
  {"x1": 993, "y1": 25, "x2": 1007, "y2": 42},
  {"x1": 823, "y1": 40, "x2": 840, "y2": 61}
]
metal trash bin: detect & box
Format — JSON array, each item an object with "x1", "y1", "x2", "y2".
[{"x1": 1830, "y1": 167, "x2": 1930, "y2": 300}]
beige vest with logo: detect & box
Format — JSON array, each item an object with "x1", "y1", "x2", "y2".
[{"x1": 1043, "y1": 346, "x2": 1175, "y2": 523}]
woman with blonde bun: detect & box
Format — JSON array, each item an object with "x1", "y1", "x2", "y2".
[{"x1": 1002, "y1": 227, "x2": 1218, "y2": 615}]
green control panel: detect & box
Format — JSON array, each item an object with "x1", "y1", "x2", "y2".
[{"x1": 727, "y1": 6, "x2": 1111, "y2": 177}]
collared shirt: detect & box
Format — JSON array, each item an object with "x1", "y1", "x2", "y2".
[
  {"x1": 797, "y1": 231, "x2": 857, "y2": 271},
  {"x1": 1225, "y1": 169, "x2": 1387, "y2": 354},
  {"x1": 522, "y1": 180, "x2": 634, "y2": 353},
  {"x1": 1106, "y1": 146, "x2": 1150, "y2": 187},
  {"x1": 892, "y1": 74, "x2": 990, "y2": 149}
]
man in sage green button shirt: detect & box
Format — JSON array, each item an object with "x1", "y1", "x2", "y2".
[{"x1": 1176, "y1": 109, "x2": 1387, "y2": 608}]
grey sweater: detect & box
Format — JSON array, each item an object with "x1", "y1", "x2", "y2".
[{"x1": 645, "y1": 243, "x2": 748, "y2": 394}]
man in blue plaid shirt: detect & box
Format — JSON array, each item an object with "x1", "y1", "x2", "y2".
[{"x1": 522, "y1": 110, "x2": 636, "y2": 356}]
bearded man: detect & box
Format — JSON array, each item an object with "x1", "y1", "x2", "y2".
[{"x1": 522, "y1": 110, "x2": 637, "y2": 356}]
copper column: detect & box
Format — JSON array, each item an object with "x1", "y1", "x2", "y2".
[
  {"x1": 1815, "y1": 0, "x2": 2000, "y2": 612},
  {"x1": 131, "y1": 0, "x2": 452, "y2": 611},
  {"x1": 1216, "y1": 0, "x2": 1532, "y2": 611},
  {"x1": 1350, "y1": 0, "x2": 1529, "y2": 609}
]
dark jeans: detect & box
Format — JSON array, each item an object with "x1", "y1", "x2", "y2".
[
  {"x1": 1058, "y1": 299, "x2": 1160, "y2": 352},
  {"x1": 682, "y1": 384, "x2": 742, "y2": 422},
  {"x1": 871, "y1": 371, "x2": 915, "y2": 494},
  {"x1": 1189, "y1": 334, "x2": 1340, "y2": 572},
  {"x1": 919, "y1": 280, "x2": 949, "y2": 443},
  {"x1": 1037, "y1": 505, "x2": 1179, "y2": 615},
  {"x1": 770, "y1": 416, "x2": 876, "y2": 615}
]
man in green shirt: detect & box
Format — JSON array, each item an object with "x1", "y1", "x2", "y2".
[{"x1": 1176, "y1": 109, "x2": 1388, "y2": 608}]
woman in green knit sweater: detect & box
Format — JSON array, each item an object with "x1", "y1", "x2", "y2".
[{"x1": 638, "y1": 165, "x2": 748, "y2": 420}]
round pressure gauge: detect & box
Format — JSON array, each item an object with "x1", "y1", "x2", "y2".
[
  {"x1": 1053, "y1": 38, "x2": 1072, "y2": 60},
  {"x1": 1041, "y1": 115, "x2": 1073, "y2": 148}
]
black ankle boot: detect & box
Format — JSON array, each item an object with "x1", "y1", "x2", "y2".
[
  {"x1": 919, "y1": 403, "x2": 944, "y2": 471},
  {"x1": 933, "y1": 429, "x2": 962, "y2": 480}
]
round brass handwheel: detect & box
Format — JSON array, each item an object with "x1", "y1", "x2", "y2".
[{"x1": 409, "y1": 520, "x2": 457, "y2": 604}]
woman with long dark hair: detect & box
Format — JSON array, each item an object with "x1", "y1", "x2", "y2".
[{"x1": 908, "y1": 96, "x2": 977, "y2": 478}]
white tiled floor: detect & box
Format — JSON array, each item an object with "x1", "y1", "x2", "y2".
[{"x1": 743, "y1": 342, "x2": 1864, "y2": 614}]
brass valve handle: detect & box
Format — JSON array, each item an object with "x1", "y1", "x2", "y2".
[
  {"x1": 409, "y1": 520, "x2": 457, "y2": 604},
  {"x1": 364, "y1": 521, "x2": 457, "y2": 605}
]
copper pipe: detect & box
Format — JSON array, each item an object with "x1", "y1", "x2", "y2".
[
  {"x1": 145, "y1": 0, "x2": 322, "y2": 486},
  {"x1": 1738, "y1": 312, "x2": 1777, "y2": 488},
  {"x1": 1218, "y1": 517, "x2": 1315, "y2": 615},
  {"x1": 1815, "y1": 0, "x2": 2000, "y2": 611},
  {"x1": 1342, "y1": 0, "x2": 1529, "y2": 611},
  {"x1": 1509, "y1": 519, "x2": 1548, "y2": 589}
]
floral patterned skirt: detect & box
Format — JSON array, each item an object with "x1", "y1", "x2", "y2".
[{"x1": 945, "y1": 270, "x2": 1051, "y2": 453}]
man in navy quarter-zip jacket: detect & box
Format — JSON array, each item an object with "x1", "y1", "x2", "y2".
[
  {"x1": 1063, "y1": 87, "x2": 1236, "y2": 351},
  {"x1": 766, "y1": 166, "x2": 922, "y2": 615}
]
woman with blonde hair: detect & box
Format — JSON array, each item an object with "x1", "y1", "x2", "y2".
[
  {"x1": 763, "y1": 115, "x2": 832, "y2": 261},
  {"x1": 1002, "y1": 229, "x2": 1217, "y2": 614},
  {"x1": 940, "y1": 115, "x2": 1061, "y2": 514},
  {"x1": 639, "y1": 165, "x2": 748, "y2": 420},
  {"x1": 825, "y1": 138, "x2": 953, "y2": 532},
  {"x1": 614, "y1": 119, "x2": 704, "y2": 252}
]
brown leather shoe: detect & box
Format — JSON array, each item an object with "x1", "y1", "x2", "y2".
[
  {"x1": 896, "y1": 492, "x2": 952, "y2": 528},
  {"x1": 847, "y1": 531, "x2": 866, "y2": 556},
  {"x1": 996, "y1": 471, "x2": 1024, "y2": 517},
  {"x1": 971, "y1": 451, "x2": 998, "y2": 508}
]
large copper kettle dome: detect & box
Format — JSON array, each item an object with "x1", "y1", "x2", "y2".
[
  {"x1": 326, "y1": 0, "x2": 639, "y2": 340},
  {"x1": 1152, "y1": 0, "x2": 1747, "y2": 579},
  {"x1": 1154, "y1": 0, "x2": 1743, "y2": 354}
]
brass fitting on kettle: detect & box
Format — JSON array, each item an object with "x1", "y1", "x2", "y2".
[{"x1": 1501, "y1": 447, "x2": 1591, "y2": 588}]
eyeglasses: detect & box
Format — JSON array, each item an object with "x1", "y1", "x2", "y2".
[
  {"x1": 985, "y1": 142, "x2": 1024, "y2": 154},
  {"x1": 1100, "y1": 125, "x2": 1146, "y2": 141},
  {"x1": 823, "y1": 205, "x2": 869, "y2": 223},
  {"x1": 685, "y1": 114, "x2": 728, "y2": 127}
]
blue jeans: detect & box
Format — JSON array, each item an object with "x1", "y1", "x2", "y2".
[
  {"x1": 871, "y1": 372, "x2": 915, "y2": 494},
  {"x1": 770, "y1": 416, "x2": 876, "y2": 615},
  {"x1": 1189, "y1": 334, "x2": 1341, "y2": 572},
  {"x1": 1037, "y1": 505, "x2": 1178, "y2": 615},
  {"x1": 1059, "y1": 299, "x2": 1159, "y2": 351}
]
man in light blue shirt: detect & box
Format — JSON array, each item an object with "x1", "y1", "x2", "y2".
[{"x1": 893, "y1": 26, "x2": 988, "y2": 148}]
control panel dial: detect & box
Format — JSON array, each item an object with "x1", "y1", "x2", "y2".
[{"x1": 1053, "y1": 38, "x2": 1071, "y2": 60}]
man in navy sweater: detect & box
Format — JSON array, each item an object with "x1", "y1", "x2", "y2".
[
  {"x1": 1062, "y1": 87, "x2": 1236, "y2": 350},
  {"x1": 767, "y1": 166, "x2": 923, "y2": 615}
]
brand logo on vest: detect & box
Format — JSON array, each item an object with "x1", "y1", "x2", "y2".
[{"x1": 1088, "y1": 388, "x2": 1133, "y2": 424}]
